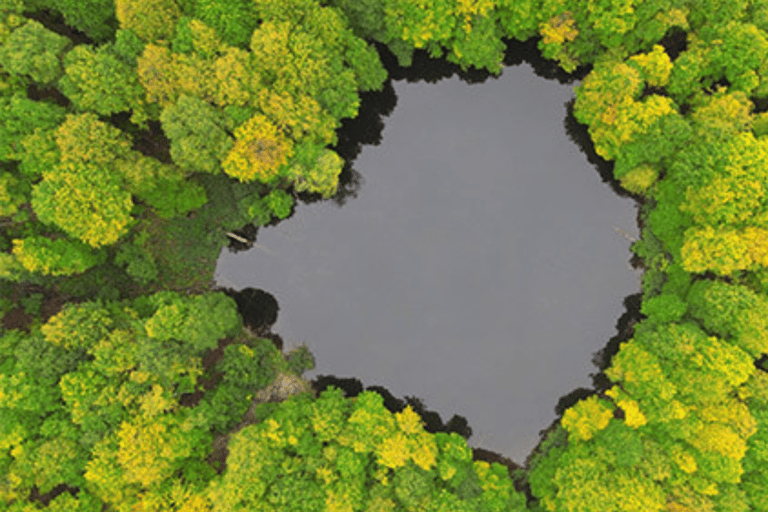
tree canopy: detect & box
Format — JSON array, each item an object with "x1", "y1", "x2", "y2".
[{"x1": 3, "y1": 0, "x2": 768, "y2": 510}]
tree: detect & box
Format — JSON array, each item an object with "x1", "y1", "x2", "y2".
[
  {"x1": 31, "y1": 159, "x2": 135, "y2": 248},
  {"x1": 220, "y1": 112, "x2": 294, "y2": 184},
  {"x1": 159, "y1": 94, "x2": 234, "y2": 174},
  {"x1": 191, "y1": 0, "x2": 260, "y2": 48},
  {"x1": 0, "y1": 19, "x2": 71, "y2": 86},
  {"x1": 135, "y1": 175, "x2": 209, "y2": 220},
  {"x1": 46, "y1": 0, "x2": 119, "y2": 43},
  {"x1": 639, "y1": 291, "x2": 688, "y2": 326},
  {"x1": 247, "y1": 4, "x2": 368, "y2": 121},
  {"x1": 381, "y1": 0, "x2": 456, "y2": 53},
  {"x1": 209, "y1": 45, "x2": 262, "y2": 107},
  {"x1": 143, "y1": 292, "x2": 242, "y2": 355},
  {"x1": 287, "y1": 141, "x2": 345, "y2": 198},
  {"x1": 255, "y1": 88, "x2": 339, "y2": 147},
  {"x1": 534, "y1": 439, "x2": 667, "y2": 512},
  {"x1": 685, "y1": 279, "x2": 768, "y2": 358},
  {"x1": 632, "y1": 322, "x2": 754, "y2": 405},
  {"x1": 115, "y1": 0, "x2": 181, "y2": 43},
  {"x1": 200, "y1": 339, "x2": 282, "y2": 434},
  {"x1": 0, "y1": 91, "x2": 67, "y2": 163},
  {"x1": 687, "y1": 88, "x2": 754, "y2": 144},
  {"x1": 626, "y1": 44, "x2": 674, "y2": 87},
  {"x1": 11, "y1": 236, "x2": 107, "y2": 276},
  {"x1": 443, "y1": 9, "x2": 506, "y2": 75},
  {"x1": 136, "y1": 43, "x2": 217, "y2": 109},
  {"x1": 57, "y1": 43, "x2": 153, "y2": 127},
  {"x1": 561, "y1": 394, "x2": 615, "y2": 442}
]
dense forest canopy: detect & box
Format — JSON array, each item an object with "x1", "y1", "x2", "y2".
[{"x1": 1, "y1": 0, "x2": 768, "y2": 510}]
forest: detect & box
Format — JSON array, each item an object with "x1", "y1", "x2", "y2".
[{"x1": 1, "y1": 0, "x2": 768, "y2": 510}]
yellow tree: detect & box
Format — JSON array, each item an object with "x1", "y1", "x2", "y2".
[
  {"x1": 221, "y1": 113, "x2": 293, "y2": 184},
  {"x1": 115, "y1": 0, "x2": 181, "y2": 43},
  {"x1": 31, "y1": 159, "x2": 135, "y2": 248}
]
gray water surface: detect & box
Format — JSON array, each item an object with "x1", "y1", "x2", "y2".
[{"x1": 214, "y1": 62, "x2": 641, "y2": 463}]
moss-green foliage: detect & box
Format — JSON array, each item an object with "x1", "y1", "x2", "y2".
[
  {"x1": 192, "y1": 0, "x2": 260, "y2": 48},
  {"x1": 47, "y1": 0, "x2": 119, "y2": 43},
  {"x1": 159, "y1": 94, "x2": 234, "y2": 174},
  {"x1": 114, "y1": 234, "x2": 159, "y2": 286},
  {"x1": 285, "y1": 342, "x2": 316, "y2": 376},
  {"x1": 245, "y1": 188, "x2": 295, "y2": 226},
  {"x1": 136, "y1": 175, "x2": 208, "y2": 219},
  {"x1": 200, "y1": 338, "x2": 282, "y2": 434},
  {"x1": 640, "y1": 291, "x2": 688, "y2": 326},
  {"x1": 0, "y1": 91, "x2": 67, "y2": 162}
]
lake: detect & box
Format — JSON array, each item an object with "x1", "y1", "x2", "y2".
[{"x1": 214, "y1": 40, "x2": 642, "y2": 464}]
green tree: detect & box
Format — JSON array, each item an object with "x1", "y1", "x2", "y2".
[
  {"x1": 495, "y1": 0, "x2": 540, "y2": 42},
  {"x1": 685, "y1": 279, "x2": 768, "y2": 358},
  {"x1": 46, "y1": 0, "x2": 119, "y2": 43},
  {"x1": 192, "y1": 0, "x2": 260, "y2": 48},
  {"x1": 200, "y1": 339, "x2": 282, "y2": 434},
  {"x1": 639, "y1": 291, "x2": 688, "y2": 326},
  {"x1": 144, "y1": 292, "x2": 242, "y2": 355},
  {"x1": 159, "y1": 94, "x2": 234, "y2": 174},
  {"x1": 0, "y1": 19, "x2": 70, "y2": 86},
  {"x1": 57, "y1": 43, "x2": 153, "y2": 127},
  {"x1": 287, "y1": 141, "x2": 345, "y2": 198},
  {"x1": 11, "y1": 235, "x2": 107, "y2": 276},
  {"x1": 443, "y1": 9, "x2": 506, "y2": 75},
  {"x1": 0, "y1": 90, "x2": 67, "y2": 163}
]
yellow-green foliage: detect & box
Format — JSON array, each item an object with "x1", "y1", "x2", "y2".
[
  {"x1": 11, "y1": 236, "x2": 106, "y2": 277},
  {"x1": 689, "y1": 88, "x2": 754, "y2": 141},
  {"x1": 627, "y1": 44, "x2": 673, "y2": 87},
  {"x1": 0, "y1": 293, "x2": 246, "y2": 509},
  {"x1": 207, "y1": 387, "x2": 526, "y2": 512},
  {"x1": 256, "y1": 88, "x2": 338, "y2": 146},
  {"x1": 0, "y1": 19, "x2": 70, "y2": 86},
  {"x1": 619, "y1": 164, "x2": 659, "y2": 194},
  {"x1": 58, "y1": 43, "x2": 151, "y2": 125},
  {"x1": 290, "y1": 144, "x2": 344, "y2": 198},
  {"x1": 677, "y1": 131, "x2": 768, "y2": 275},
  {"x1": 540, "y1": 10, "x2": 578, "y2": 46},
  {"x1": 221, "y1": 113, "x2": 294, "y2": 183},
  {"x1": 115, "y1": 0, "x2": 181, "y2": 43},
  {"x1": 137, "y1": 43, "x2": 217, "y2": 109},
  {"x1": 32, "y1": 160, "x2": 134, "y2": 248},
  {"x1": 0, "y1": 171, "x2": 26, "y2": 217},
  {"x1": 211, "y1": 46, "x2": 261, "y2": 107},
  {"x1": 561, "y1": 395, "x2": 614, "y2": 442},
  {"x1": 384, "y1": 0, "x2": 456, "y2": 50}
]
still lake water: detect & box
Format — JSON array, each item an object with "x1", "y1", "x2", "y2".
[{"x1": 214, "y1": 50, "x2": 642, "y2": 464}]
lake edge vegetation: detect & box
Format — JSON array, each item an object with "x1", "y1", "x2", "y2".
[{"x1": 1, "y1": 0, "x2": 768, "y2": 510}]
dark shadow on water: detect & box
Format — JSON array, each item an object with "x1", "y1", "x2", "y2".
[
  {"x1": 297, "y1": 35, "x2": 593, "y2": 210},
  {"x1": 220, "y1": 287, "x2": 283, "y2": 351}
]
